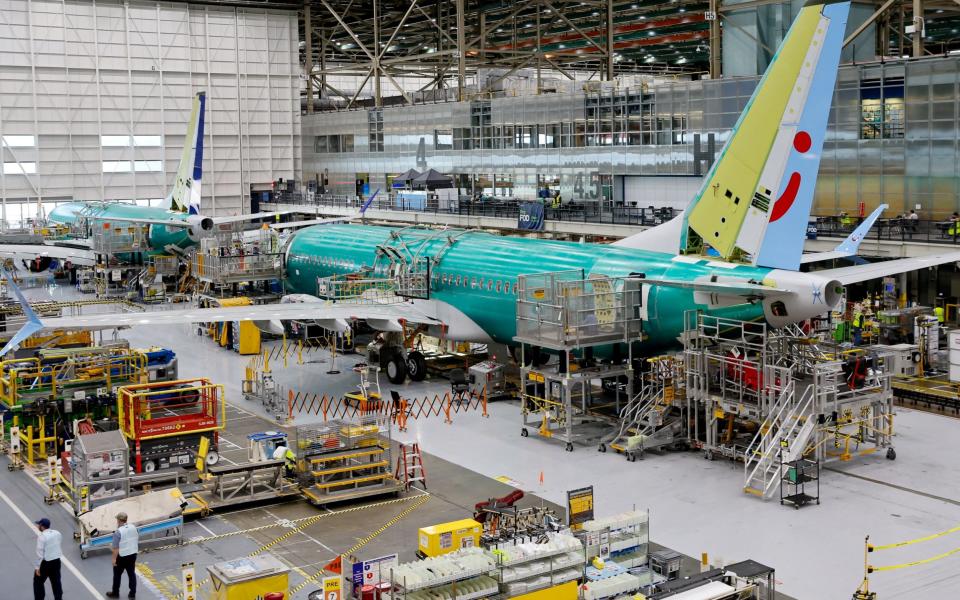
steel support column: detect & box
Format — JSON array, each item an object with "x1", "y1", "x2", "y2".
[
  {"x1": 709, "y1": 0, "x2": 720, "y2": 78},
  {"x1": 373, "y1": 0, "x2": 381, "y2": 107},
  {"x1": 913, "y1": 0, "x2": 923, "y2": 57},
  {"x1": 304, "y1": 0, "x2": 312, "y2": 113},
  {"x1": 606, "y1": 0, "x2": 614, "y2": 80},
  {"x1": 457, "y1": 0, "x2": 466, "y2": 101}
]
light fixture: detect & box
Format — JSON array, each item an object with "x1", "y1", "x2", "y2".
[
  {"x1": 677, "y1": 56, "x2": 687, "y2": 64},
  {"x1": 645, "y1": 55, "x2": 656, "y2": 63},
  {"x1": 648, "y1": 30, "x2": 656, "y2": 36},
  {"x1": 679, "y1": 7, "x2": 686, "y2": 12}
]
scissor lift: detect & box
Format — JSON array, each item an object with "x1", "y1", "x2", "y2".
[{"x1": 117, "y1": 378, "x2": 226, "y2": 473}]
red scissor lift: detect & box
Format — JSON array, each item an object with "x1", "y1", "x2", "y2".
[{"x1": 117, "y1": 378, "x2": 226, "y2": 473}]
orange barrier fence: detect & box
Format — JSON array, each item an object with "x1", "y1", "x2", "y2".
[{"x1": 287, "y1": 387, "x2": 489, "y2": 429}]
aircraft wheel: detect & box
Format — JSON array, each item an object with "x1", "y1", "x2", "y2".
[
  {"x1": 406, "y1": 351, "x2": 427, "y2": 382},
  {"x1": 521, "y1": 428, "x2": 529, "y2": 437},
  {"x1": 565, "y1": 442, "x2": 574, "y2": 452},
  {"x1": 385, "y1": 353, "x2": 408, "y2": 384}
]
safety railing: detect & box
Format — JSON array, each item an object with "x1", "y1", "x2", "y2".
[
  {"x1": 0, "y1": 350, "x2": 147, "y2": 409},
  {"x1": 191, "y1": 251, "x2": 284, "y2": 285},
  {"x1": 316, "y1": 275, "x2": 400, "y2": 304},
  {"x1": 91, "y1": 226, "x2": 147, "y2": 255},
  {"x1": 515, "y1": 270, "x2": 644, "y2": 350},
  {"x1": 263, "y1": 195, "x2": 676, "y2": 227},
  {"x1": 117, "y1": 378, "x2": 225, "y2": 441}
]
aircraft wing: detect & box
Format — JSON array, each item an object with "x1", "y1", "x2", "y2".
[
  {"x1": 0, "y1": 242, "x2": 96, "y2": 266},
  {"x1": 815, "y1": 250, "x2": 960, "y2": 286},
  {"x1": 644, "y1": 278, "x2": 790, "y2": 298},
  {"x1": 800, "y1": 204, "x2": 887, "y2": 264},
  {"x1": 33, "y1": 300, "x2": 441, "y2": 332},
  {"x1": 270, "y1": 214, "x2": 360, "y2": 230}
]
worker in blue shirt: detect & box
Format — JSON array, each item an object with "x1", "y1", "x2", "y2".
[
  {"x1": 106, "y1": 512, "x2": 139, "y2": 599},
  {"x1": 33, "y1": 517, "x2": 63, "y2": 600}
]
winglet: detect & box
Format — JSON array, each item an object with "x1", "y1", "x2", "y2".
[
  {"x1": 360, "y1": 188, "x2": 380, "y2": 215},
  {"x1": 0, "y1": 268, "x2": 45, "y2": 357},
  {"x1": 835, "y1": 204, "x2": 887, "y2": 254}
]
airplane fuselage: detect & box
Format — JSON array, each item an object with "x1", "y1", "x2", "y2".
[
  {"x1": 284, "y1": 224, "x2": 837, "y2": 352},
  {"x1": 48, "y1": 202, "x2": 197, "y2": 254}
]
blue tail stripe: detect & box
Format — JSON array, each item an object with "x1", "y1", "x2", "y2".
[{"x1": 192, "y1": 92, "x2": 205, "y2": 184}]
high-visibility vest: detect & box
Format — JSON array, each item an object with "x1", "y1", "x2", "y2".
[
  {"x1": 117, "y1": 523, "x2": 139, "y2": 557},
  {"x1": 935, "y1": 306, "x2": 945, "y2": 323}
]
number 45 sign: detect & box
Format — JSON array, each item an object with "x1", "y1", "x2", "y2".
[{"x1": 322, "y1": 576, "x2": 342, "y2": 600}]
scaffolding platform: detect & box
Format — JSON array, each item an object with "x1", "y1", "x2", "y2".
[
  {"x1": 91, "y1": 225, "x2": 148, "y2": 257},
  {"x1": 514, "y1": 270, "x2": 643, "y2": 351},
  {"x1": 682, "y1": 312, "x2": 895, "y2": 500}
]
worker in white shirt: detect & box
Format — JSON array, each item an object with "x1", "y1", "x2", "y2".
[
  {"x1": 106, "y1": 512, "x2": 139, "y2": 599},
  {"x1": 33, "y1": 517, "x2": 63, "y2": 600},
  {"x1": 272, "y1": 444, "x2": 297, "y2": 476}
]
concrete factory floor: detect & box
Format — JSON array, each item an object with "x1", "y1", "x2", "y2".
[{"x1": 3, "y1": 284, "x2": 959, "y2": 599}]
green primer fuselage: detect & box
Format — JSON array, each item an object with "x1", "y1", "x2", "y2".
[
  {"x1": 48, "y1": 202, "x2": 195, "y2": 254},
  {"x1": 285, "y1": 224, "x2": 775, "y2": 351}
]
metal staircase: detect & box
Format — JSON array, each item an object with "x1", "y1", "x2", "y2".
[
  {"x1": 601, "y1": 383, "x2": 678, "y2": 460},
  {"x1": 743, "y1": 380, "x2": 818, "y2": 499}
]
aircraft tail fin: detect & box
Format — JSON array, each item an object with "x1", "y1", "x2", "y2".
[
  {"x1": 168, "y1": 91, "x2": 206, "y2": 214},
  {"x1": 0, "y1": 268, "x2": 45, "y2": 357},
  {"x1": 681, "y1": 0, "x2": 851, "y2": 271}
]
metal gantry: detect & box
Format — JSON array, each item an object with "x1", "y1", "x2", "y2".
[{"x1": 299, "y1": 0, "x2": 960, "y2": 111}]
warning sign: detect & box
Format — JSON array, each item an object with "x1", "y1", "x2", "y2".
[
  {"x1": 567, "y1": 486, "x2": 594, "y2": 526},
  {"x1": 322, "y1": 575, "x2": 342, "y2": 600}
]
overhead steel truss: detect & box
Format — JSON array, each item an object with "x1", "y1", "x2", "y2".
[{"x1": 168, "y1": 0, "x2": 960, "y2": 102}]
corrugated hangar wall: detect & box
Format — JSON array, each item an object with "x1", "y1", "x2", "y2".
[{"x1": 0, "y1": 0, "x2": 301, "y2": 217}]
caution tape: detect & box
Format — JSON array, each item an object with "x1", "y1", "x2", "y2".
[
  {"x1": 289, "y1": 492, "x2": 432, "y2": 596},
  {"x1": 144, "y1": 493, "x2": 419, "y2": 554},
  {"x1": 193, "y1": 492, "x2": 428, "y2": 590},
  {"x1": 870, "y1": 523, "x2": 960, "y2": 551},
  {"x1": 870, "y1": 546, "x2": 960, "y2": 572},
  {"x1": 135, "y1": 563, "x2": 179, "y2": 600}
]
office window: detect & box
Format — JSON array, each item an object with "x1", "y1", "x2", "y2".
[
  {"x1": 860, "y1": 78, "x2": 905, "y2": 139},
  {"x1": 3, "y1": 162, "x2": 36, "y2": 174},
  {"x1": 315, "y1": 136, "x2": 328, "y2": 153},
  {"x1": 368, "y1": 110, "x2": 384, "y2": 152},
  {"x1": 102, "y1": 161, "x2": 132, "y2": 173},
  {"x1": 435, "y1": 129, "x2": 453, "y2": 150},
  {"x1": 133, "y1": 135, "x2": 162, "y2": 147},
  {"x1": 2, "y1": 135, "x2": 35, "y2": 147},
  {"x1": 101, "y1": 135, "x2": 131, "y2": 147},
  {"x1": 134, "y1": 161, "x2": 162, "y2": 172}
]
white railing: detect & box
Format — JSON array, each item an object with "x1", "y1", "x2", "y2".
[{"x1": 743, "y1": 380, "x2": 820, "y2": 498}]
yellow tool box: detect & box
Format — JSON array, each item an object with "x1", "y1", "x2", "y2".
[
  {"x1": 511, "y1": 580, "x2": 579, "y2": 599},
  {"x1": 418, "y1": 519, "x2": 482, "y2": 558},
  {"x1": 207, "y1": 555, "x2": 289, "y2": 600}
]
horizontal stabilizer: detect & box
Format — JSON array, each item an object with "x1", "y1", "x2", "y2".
[
  {"x1": 800, "y1": 204, "x2": 887, "y2": 264},
  {"x1": 816, "y1": 250, "x2": 960, "y2": 286},
  {"x1": 641, "y1": 277, "x2": 790, "y2": 298}
]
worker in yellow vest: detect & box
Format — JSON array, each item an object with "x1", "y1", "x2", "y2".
[
  {"x1": 852, "y1": 311, "x2": 865, "y2": 345},
  {"x1": 935, "y1": 305, "x2": 945, "y2": 324}
]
